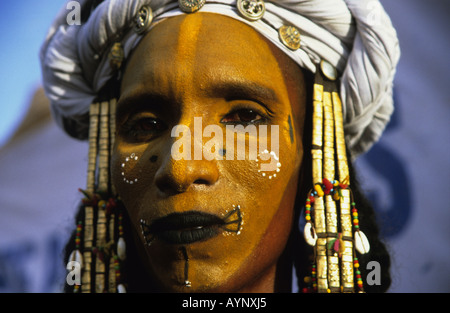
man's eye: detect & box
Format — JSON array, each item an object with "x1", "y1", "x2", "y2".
[
  {"x1": 120, "y1": 117, "x2": 167, "y2": 142},
  {"x1": 134, "y1": 118, "x2": 166, "y2": 132},
  {"x1": 220, "y1": 109, "x2": 266, "y2": 125}
]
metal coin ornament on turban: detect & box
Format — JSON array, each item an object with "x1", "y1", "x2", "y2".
[
  {"x1": 279, "y1": 25, "x2": 301, "y2": 51},
  {"x1": 179, "y1": 0, "x2": 206, "y2": 13},
  {"x1": 40, "y1": 0, "x2": 400, "y2": 157},
  {"x1": 237, "y1": 0, "x2": 265, "y2": 21},
  {"x1": 134, "y1": 5, "x2": 153, "y2": 34}
]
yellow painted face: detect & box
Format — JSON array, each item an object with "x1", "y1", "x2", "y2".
[{"x1": 112, "y1": 12, "x2": 307, "y2": 292}]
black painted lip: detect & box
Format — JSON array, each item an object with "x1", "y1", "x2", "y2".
[{"x1": 144, "y1": 211, "x2": 225, "y2": 245}]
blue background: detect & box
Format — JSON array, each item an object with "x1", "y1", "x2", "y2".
[
  {"x1": 0, "y1": 0, "x2": 449, "y2": 292},
  {"x1": 0, "y1": 1, "x2": 65, "y2": 147}
]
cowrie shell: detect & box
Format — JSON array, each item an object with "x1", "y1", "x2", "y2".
[
  {"x1": 117, "y1": 237, "x2": 126, "y2": 261},
  {"x1": 304, "y1": 222, "x2": 318, "y2": 246},
  {"x1": 117, "y1": 284, "x2": 127, "y2": 293},
  {"x1": 354, "y1": 230, "x2": 370, "y2": 254},
  {"x1": 68, "y1": 249, "x2": 83, "y2": 268}
]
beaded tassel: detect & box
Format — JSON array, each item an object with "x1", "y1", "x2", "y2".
[
  {"x1": 116, "y1": 210, "x2": 127, "y2": 292},
  {"x1": 109, "y1": 98, "x2": 117, "y2": 196},
  {"x1": 117, "y1": 212, "x2": 126, "y2": 261},
  {"x1": 322, "y1": 88, "x2": 341, "y2": 292},
  {"x1": 68, "y1": 221, "x2": 83, "y2": 293},
  {"x1": 81, "y1": 102, "x2": 100, "y2": 293},
  {"x1": 303, "y1": 194, "x2": 318, "y2": 246},
  {"x1": 98, "y1": 101, "x2": 110, "y2": 192},
  {"x1": 103, "y1": 197, "x2": 125, "y2": 293},
  {"x1": 108, "y1": 209, "x2": 116, "y2": 293},
  {"x1": 108, "y1": 98, "x2": 127, "y2": 292},
  {"x1": 351, "y1": 200, "x2": 370, "y2": 255},
  {"x1": 353, "y1": 257, "x2": 364, "y2": 292},
  {"x1": 93, "y1": 101, "x2": 111, "y2": 292},
  {"x1": 72, "y1": 96, "x2": 126, "y2": 293},
  {"x1": 107, "y1": 98, "x2": 119, "y2": 293},
  {"x1": 331, "y1": 90, "x2": 354, "y2": 292},
  {"x1": 310, "y1": 76, "x2": 328, "y2": 293},
  {"x1": 303, "y1": 62, "x2": 371, "y2": 293},
  {"x1": 302, "y1": 262, "x2": 317, "y2": 293}
]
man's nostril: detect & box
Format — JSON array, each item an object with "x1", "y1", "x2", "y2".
[{"x1": 194, "y1": 179, "x2": 210, "y2": 185}]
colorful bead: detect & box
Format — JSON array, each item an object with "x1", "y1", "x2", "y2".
[
  {"x1": 114, "y1": 255, "x2": 121, "y2": 282},
  {"x1": 351, "y1": 202, "x2": 362, "y2": 231},
  {"x1": 333, "y1": 192, "x2": 340, "y2": 200},
  {"x1": 302, "y1": 262, "x2": 317, "y2": 293},
  {"x1": 314, "y1": 184, "x2": 324, "y2": 197},
  {"x1": 304, "y1": 193, "x2": 314, "y2": 230},
  {"x1": 322, "y1": 178, "x2": 333, "y2": 194},
  {"x1": 98, "y1": 200, "x2": 106, "y2": 208},
  {"x1": 75, "y1": 221, "x2": 82, "y2": 250},
  {"x1": 353, "y1": 257, "x2": 364, "y2": 291},
  {"x1": 118, "y1": 212, "x2": 124, "y2": 236}
]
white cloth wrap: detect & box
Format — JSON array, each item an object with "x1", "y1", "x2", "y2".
[{"x1": 40, "y1": 0, "x2": 400, "y2": 156}]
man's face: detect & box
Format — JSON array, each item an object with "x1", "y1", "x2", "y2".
[{"x1": 112, "y1": 12, "x2": 307, "y2": 292}]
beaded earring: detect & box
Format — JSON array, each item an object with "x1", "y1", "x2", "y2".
[{"x1": 302, "y1": 61, "x2": 370, "y2": 293}]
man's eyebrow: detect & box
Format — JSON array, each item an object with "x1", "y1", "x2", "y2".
[
  {"x1": 205, "y1": 79, "x2": 279, "y2": 112},
  {"x1": 116, "y1": 80, "x2": 280, "y2": 117},
  {"x1": 116, "y1": 92, "x2": 167, "y2": 118}
]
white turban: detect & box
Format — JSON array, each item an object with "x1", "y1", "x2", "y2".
[{"x1": 40, "y1": 0, "x2": 400, "y2": 156}]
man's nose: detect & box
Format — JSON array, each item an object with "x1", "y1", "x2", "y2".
[{"x1": 154, "y1": 119, "x2": 220, "y2": 196}]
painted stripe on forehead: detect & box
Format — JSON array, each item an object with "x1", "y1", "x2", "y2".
[{"x1": 175, "y1": 14, "x2": 204, "y2": 91}]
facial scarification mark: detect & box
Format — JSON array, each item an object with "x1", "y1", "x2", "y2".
[
  {"x1": 288, "y1": 115, "x2": 294, "y2": 144},
  {"x1": 181, "y1": 246, "x2": 191, "y2": 287}
]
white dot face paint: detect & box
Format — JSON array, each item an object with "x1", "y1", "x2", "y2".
[
  {"x1": 256, "y1": 150, "x2": 281, "y2": 179},
  {"x1": 121, "y1": 153, "x2": 139, "y2": 184}
]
